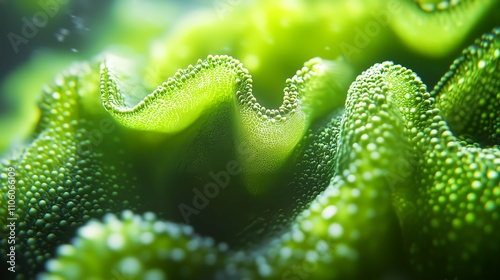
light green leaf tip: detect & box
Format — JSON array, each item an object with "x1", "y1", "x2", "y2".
[
  {"x1": 392, "y1": 27, "x2": 500, "y2": 278},
  {"x1": 390, "y1": 0, "x2": 497, "y2": 56}
]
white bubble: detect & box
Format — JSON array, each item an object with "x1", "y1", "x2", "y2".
[
  {"x1": 107, "y1": 233, "x2": 125, "y2": 250},
  {"x1": 322, "y1": 205, "x2": 338, "y2": 219},
  {"x1": 328, "y1": 223, "x2": 343, "y2": 238}
]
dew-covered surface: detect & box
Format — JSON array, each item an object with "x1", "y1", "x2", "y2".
[{"x1": 0, "y1": 1, "x2": 499, "y2": 279}]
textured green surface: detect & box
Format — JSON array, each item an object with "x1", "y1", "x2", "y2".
[{"x1": 0, "y1": 0, "x2": 499, "y2": 279}]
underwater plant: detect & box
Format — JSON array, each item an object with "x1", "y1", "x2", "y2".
[{"x1": 0, "y1": 0, "x2": 499, "y2": 279}]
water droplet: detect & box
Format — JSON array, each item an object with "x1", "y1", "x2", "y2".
[
  {"x1": 55, "y1": 28, "x2": 70, "y2": 42},
  {"x1": 71, "y1": 15, "x2": 86, "y2": 30}
]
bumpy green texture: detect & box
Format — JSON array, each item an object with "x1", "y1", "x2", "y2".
[
  {"x1": 101, "y1": 55, "x2": 353, "y2": 196},
  {"x1": 0, "y1": 64, "x2": 139, "y2": 278},
  {"x1": 432, "y1": 28, "x2": 500, "y2": 146},
  {"x1": 0, "y1": 0, "x2": 499, "y2": 279},
  {"x1": 38, "y1": 29, "x2": 500, "y2": 280},
  {"x1": 38, "y1": 210, "x2": 225, "y2": 280},
  {"x1": 393, "y1": 27, "x2": 500, "y2": 278}
]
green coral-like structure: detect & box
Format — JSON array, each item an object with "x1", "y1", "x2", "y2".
[
  {"x1": 40, "y1": 210, "x2": 225, "y2": 280},
  {"x1": 0, "y1": 63, "x2": 140, "y2": 278},
  {"x1": 1, "y1": 0, "x2": 499, "y2": 279},
  {"x1": 394, "y1": 27, "x2": 500, "y2": 277},
  {"x1": 100, "y1": 55, "x2": 353, "y2": 196}
]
